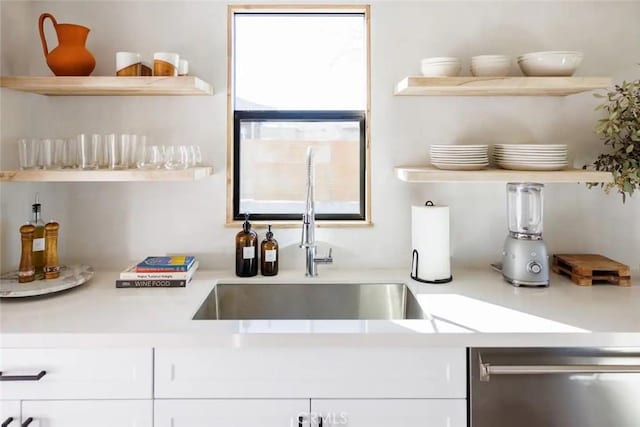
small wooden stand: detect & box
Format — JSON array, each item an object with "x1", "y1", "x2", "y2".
[{"x1": 552, "y1": 254, "x2": 631, "y2": 287}]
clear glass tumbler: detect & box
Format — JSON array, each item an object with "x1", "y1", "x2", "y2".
[
  {"x1": 78, "y1": 134, "x2": 98, "y2": 170},
  {"x1": 52, "y1": 139, "x2": 66, "y2": 169},
  {"x1": 18, "y1": 138, "x2": 41, "y2": 170},
  {"x1": 39, "y1": 138, "x2": 54, "y2": 169},
  {"x1": 63, "y1": 138, "x2": 78, "y2": 169},
  {"x1": 164, "y1": 145, "x2": 188, "y2": 170}
]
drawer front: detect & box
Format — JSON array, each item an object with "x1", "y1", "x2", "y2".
[
  {"x1": 1, "y1": 401, "x2": 20, "y2": 427},
  {"x1": 155, "y1": 347, "x2": 466, "y2": 398},
  {"x1": 312, "y1": 399, "x2": 467, "y2": 427},
  {"x1": 154, "y1": 399, "x2": 310, "y2": 427},
  {"x1": 0, "y1": 348, "x2": 152, "y2": 399},
  {"x1": 20, "y1": 400, "x2": 152, "y2": 427}
]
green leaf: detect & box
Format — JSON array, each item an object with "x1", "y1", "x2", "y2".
[{"x1": 627, "y1": 144, "x2": 635, "y2": 153}]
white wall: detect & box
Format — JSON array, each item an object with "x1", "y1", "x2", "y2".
[{"x1": 1, "y1": 1, "x2": 639, "y2": 274}]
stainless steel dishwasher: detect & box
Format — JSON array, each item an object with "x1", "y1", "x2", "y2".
[{"x1": 469, "y1": 348, "x2": 640, "y2": 427}]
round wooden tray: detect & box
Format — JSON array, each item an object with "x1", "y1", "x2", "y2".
[{"x1": 0, "y1": 265, "x2": 94, "y2": 298}]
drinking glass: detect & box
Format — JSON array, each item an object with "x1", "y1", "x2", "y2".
[
  {"x1": 51, "y1": 139, "x2": 65, "y2": 169},
  {"x1": 39, "y1": 138, "x2": 54, "y2": 169},
  {"x1": 18, "y1": 138, "x2": 40, "y2": 170},
  {"x1": 164, "y1": 145, "x2": 188, "y2": 170},
  {"x1": 118, "y1": 133, "x2": 131, "y2": 169},
  {"x1": 104, "y1": 133, "x2": 118, "y2": 169},
  {"x1": 78, "y1": 133, "x2": 98, "y2": 170},
  {"x1": 63, "y1": 138, "x2": 78, "y2": 169},
  {"x1": 189, "y1": 145, "x2": 202, "y2": 166},
  {"x1": 128, "y1": 134, "x2": 139, "y2": 168}
]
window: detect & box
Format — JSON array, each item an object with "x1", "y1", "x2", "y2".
[{"x1": 228, "y1": 6, "x2": 370, "y2": 223}]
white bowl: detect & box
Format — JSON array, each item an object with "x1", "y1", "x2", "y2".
[
  {"x1": 471, "y1": 64, "x2": 510, "y2": 77},
  {"x1": 471, "y1": 55, "x2": 511, "y2": 64},
  {"x1": 517, "y1": 51, "x2": 583, "y2": 76},
  {"x1": 421, "y1": 58, "x2": 461, "y2": 77},
  {"x1": 421, "y1": 56, "x2": 460, "y2": 64}
]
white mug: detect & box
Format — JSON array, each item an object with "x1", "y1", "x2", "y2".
[
  {"x1": 178, "y1": 59, "x2": 189, "y2": 76},
  {"x1": 153, "y1": 52, "x2": 180, "y2": 76},
  {"x1": 116, "y1": 51, "x2": 141, "y2": 76}
]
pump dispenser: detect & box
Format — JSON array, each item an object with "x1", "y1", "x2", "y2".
[
  {"x1": 235, "y1": 213, "x2": 258, "y2": 277},
  {"x1": 30, "y1": 194, "x2": 45, "y2": 278},
  {"x1": 261, "y1": 225, "x2": 279, "y2": 276}
]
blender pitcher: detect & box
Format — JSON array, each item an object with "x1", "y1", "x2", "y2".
[{"x1": 507, "y1": 183, "x2": 544, "y2": 238}]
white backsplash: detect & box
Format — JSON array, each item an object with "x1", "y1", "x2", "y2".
[{"x1": 1, "y1": 1, "x2": 639, "y2": 273}]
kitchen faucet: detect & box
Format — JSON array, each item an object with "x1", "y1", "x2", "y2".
[{"x1": 300, "y1": 147, "x2": 333, "y2": 276}]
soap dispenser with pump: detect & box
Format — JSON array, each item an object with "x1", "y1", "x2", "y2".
[
  {"x1": 235, "y1": 213, "x2": 258, "y2": 277},
  {"x1": 261, "y1": 225, "x2": 279, "y2": 276}
]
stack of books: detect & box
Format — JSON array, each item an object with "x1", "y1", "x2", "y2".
[{"x1": 116, "y1": 256, "x2": 198, "y2": 288}]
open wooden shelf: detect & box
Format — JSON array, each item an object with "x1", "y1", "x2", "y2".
[
  {"x1": 0, "y1": 167, "x2": 213, "y2": 182},
  {"x1": 0, "y1": 76, "x2": 213, "y2": 96},
  {"x1": 395, "y1": 166, "x2": 613, "y2": 183},
  {"x1": 394, "y1": 76, "x2": 612, "y2": 96}
]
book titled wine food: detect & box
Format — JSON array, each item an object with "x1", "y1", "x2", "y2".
[{"x1": 116, "y1": 256, "x2": 198, "y2": 288}]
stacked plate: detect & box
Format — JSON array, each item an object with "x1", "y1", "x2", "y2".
[
  {"x1": 493, "y1": 144, "x2": 568, "y2": 171},
  {"x1": 430, "y1": 145, "x2": 489, "y2": 170}
]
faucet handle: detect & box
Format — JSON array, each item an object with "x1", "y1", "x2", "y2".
[{"x1": 327, "y1": 248, "x2": 332, "y2": 260}]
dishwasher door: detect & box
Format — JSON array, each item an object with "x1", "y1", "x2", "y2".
[{"x1": 469, "y1": 348, "x2": 640, "y2": 427}]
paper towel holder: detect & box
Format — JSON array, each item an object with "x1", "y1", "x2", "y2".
[
  {"x1": 411, "y1": 249, "x2": 452, "y2": 284},
  {"x1": 410, "y1": 201, "x2": 452, "y2": 284}
]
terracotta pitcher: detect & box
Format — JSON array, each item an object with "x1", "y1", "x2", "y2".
[{"x1": 39, "y1": 13, "x2": 96, "y2": 76}]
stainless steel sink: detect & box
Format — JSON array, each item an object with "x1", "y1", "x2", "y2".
[{"x1": 193, "y1": 283, "x2": 427, "y2": 320}]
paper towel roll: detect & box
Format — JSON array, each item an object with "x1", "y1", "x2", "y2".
[{"x1": 411, "y1": 201, "x2": 451, "y2": 283}]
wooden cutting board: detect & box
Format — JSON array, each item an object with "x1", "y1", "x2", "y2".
[{"x1": 552, "y1": 254, "x2": 631, "y2": 286}]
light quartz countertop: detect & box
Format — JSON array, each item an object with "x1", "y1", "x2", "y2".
[{"x1": 1, "y1": 267, "x2": 639, "y2": 348}]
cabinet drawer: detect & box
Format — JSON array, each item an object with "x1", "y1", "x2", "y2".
[
  {"x1": 313, "y1": 399, "x2": 467, "y2": 427},
  {"x1": 154, "y1": 399, "x2": 310, "y2": 427},
  {"x1": 0, "y1": 348, "x2": 152, "y2": 399},
  {"x1": 0, "y1": 401, "x2": 20, "y2": 427},
  {"x1": 21, "y1": 400, "x2": 152, "y2": 427},
  {"x1": 155, "y1": 347, "x2": 465, "y2": 398}
]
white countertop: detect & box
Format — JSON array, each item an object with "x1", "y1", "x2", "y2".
[{"x1": 1, "y1": 267, "x2": 639, "y2": 348}]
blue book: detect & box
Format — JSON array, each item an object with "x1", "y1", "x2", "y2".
[{"x1": 136, "y1": 256, "x2": 196, "y2": 272}]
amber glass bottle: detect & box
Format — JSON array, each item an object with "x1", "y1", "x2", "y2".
[
  {"x1": 235, "y1": 214, "x2": 258, "y2": 277},
  {"x1": 260, "y1": 225, "x2": 279, "y2": 276}
]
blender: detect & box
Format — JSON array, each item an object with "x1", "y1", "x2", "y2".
[{"x1": 501, "y1": 183, "x2": 550, "y2": 287}]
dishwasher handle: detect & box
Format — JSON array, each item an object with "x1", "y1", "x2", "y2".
[{"x1": 479, "y1": 355, "x2": 640, "y2": 382}]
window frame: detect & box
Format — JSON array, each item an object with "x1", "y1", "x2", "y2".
[{"x1": 226, "y1": 4, "x2": 372, "y2": 227}]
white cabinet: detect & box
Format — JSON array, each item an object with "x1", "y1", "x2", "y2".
[
  {"x1": 312, "y1": 399, "x2": 467, "y2": 427},
  {"x1": 0, "y1": 348, "x2": 153, "y2": 399},
  {"x1": 155, "y1": 347, "x2": 466, "y2": 398},
  {"x1": 0, "y1": 401, "x2": 20, "y2": 427},
  {"x1": 154, "y1": 399, "x2": 310, "y2": 427},
  {"x1": 20, "y1": 400, "x2": 152, "y2": 427}
]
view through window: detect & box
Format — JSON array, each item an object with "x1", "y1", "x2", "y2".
[{"x1": 231, "y1": 9, "x2": 369, "y2": 221}]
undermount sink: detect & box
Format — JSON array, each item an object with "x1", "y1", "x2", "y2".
[{"x1": 193, "y1": 282, "x2": 427, "y2": 320}]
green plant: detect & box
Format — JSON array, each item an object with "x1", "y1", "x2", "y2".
[{"x1": 585, "y1": 76, "x2": 640, "y2": 202}]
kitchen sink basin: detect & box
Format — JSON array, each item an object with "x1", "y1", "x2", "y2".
[{"x1": 193, "y1": 282, "x2": 427, "y2": 320}]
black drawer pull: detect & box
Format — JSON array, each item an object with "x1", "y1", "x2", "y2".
[
  {"x1": 298, "y1": 415, "x2": 304, "y2": 427},
  {"x1": 2, "y1": 417, "x2": 14, "y2": 427},
  {"x1": 21, "y1": 419, "x2": 33, "y2": 427},
  {"x1": 0, "y1": 370, "x2": 46, "y2": 382}
]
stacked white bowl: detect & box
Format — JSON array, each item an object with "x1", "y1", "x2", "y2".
[
  {"x1": 470, "y1": 55, "x2": 511, "y2": 77},
  {"x1": 430, "y1": 145, "x2": 489, "y2": 170},
  {"x1": 421, "y1": 57, "x2": 461, "y2": 77},
  {"x1": 517, "y1": 51, "x2": 583, "y2": 76}
]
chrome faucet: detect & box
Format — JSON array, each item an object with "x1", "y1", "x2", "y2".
[{"x1": 300, "y1": 147, "x2": 333, "y2": 276}]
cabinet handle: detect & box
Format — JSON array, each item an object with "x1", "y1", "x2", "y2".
[
  {"x1": 2, "y1": 417, "x2": 14, "y2": 427},
  {"x1": 318, "y1": 415, "x2": 324, "y2": 427},
  {"x1": 0, "y1": 371, "x2": 46, "y2": 382},
  {"x1": 298, "y1": 415, "x2": 304, "y2": 427},
  {"x1": 21, "y1": 418, "x2": 34, "y2": 427}
]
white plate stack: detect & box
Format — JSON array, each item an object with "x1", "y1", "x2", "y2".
[
  {"x1": 430, "y1": 145, "x2": 489, "y2": 170},
  {"x1": 493, "y1": 144, "x2": 569, "y2": 171}
]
